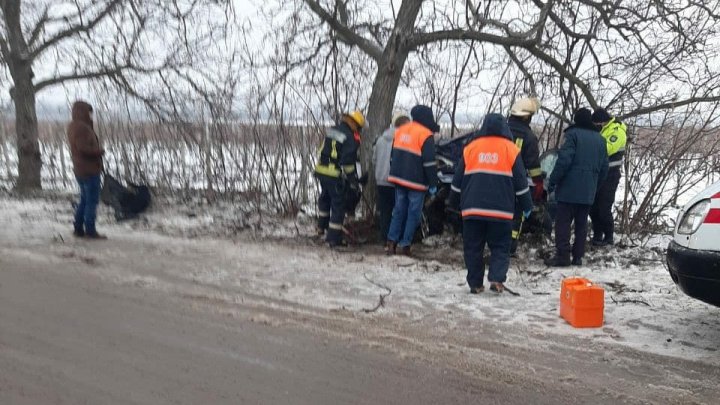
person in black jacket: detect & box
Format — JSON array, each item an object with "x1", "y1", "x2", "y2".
[
  {"x1": 507, "y1": 97, "x2": 543, "y2": 254},
  {"x1": 314, "y1": 111, "x2": 365, "y2": 248},
  {"x1": 545, "y1": 108, "x2": 609, "y2": 267}
]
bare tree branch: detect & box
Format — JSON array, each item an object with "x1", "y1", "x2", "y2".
[
  {"x1": 30, "y1": 0, "x2": 123, "y2": 60},
  {"x1": 302, "y1": 0, "x2": 383, "y2": 62},
  {"x1": 621, "y1": 95, "x2": 720, "y2": 120}
]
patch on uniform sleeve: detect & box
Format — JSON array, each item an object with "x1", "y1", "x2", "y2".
[{"x1": 609, "y1": 135, "x2": 618, "y2": 142}]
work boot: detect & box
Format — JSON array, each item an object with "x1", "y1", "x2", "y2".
[
  {"x1": 85, "y1": 232, "x2": 108, "y2": 240},
  {"x1": 603, "y1": 237, "x2": 614, "y2": 246},
  {"x1": 328, "y1": 237, "x2": 349, "y2": 248},
  {"x1": 544, "y1": 255, "x2": 571, "y2": 267},
  {"x1": 490, "y1": 282, "x2": 505, "y2": 294},
  {"x1": 73, "y1": 228, "x2": 85, "y2": 238},
  {"x1": 591, "y1": 239, "x2": 607, "y2": 247},
  {"x1": 399, "y1": 246, "x2": 412, "y2": 257},
  {"x1": 571, "y1": 257, "x2": 583, "y2": 266},
  {"x1": 470, "y1": 286, "x2": 485, "y2": 294},
  {"x1": 384, "y1": 241, "x2": 397, "y2": 255}
]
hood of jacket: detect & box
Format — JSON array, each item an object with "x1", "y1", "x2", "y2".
[
  {"x1": 72, "y1": 101, "x2": 94, "y2": 127},
  {"x1": 471, "y1": 113, "x2": 513, "y2": 141}
]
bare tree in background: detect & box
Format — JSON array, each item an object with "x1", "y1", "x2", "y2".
[{"x1": 0, "y1": 0, "x2": 231, "y2": 192}]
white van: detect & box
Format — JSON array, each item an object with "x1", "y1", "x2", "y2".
[{"x1": 666, "y1": 180, "x2": 720, "y2": 307}]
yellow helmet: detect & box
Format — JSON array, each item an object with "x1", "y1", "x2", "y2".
[
  {"x1": 348, "y1": 110, "x2": 366, "y2": 128},
  {"x1": 510, "y1": 97, "x2": 541, "y2": 117}
]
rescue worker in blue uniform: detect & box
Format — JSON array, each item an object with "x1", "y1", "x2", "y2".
[
  {"x1": 545, "y1": 108, "x2": 608, "y2": 267},
  {"x1": 386, "y1": 105, "x2": 439, "y2": 256},
  {"x1": 315, "y1": 111, "x2": 365, "y2": 247},
  {"x1": 448, "y1": 113, "x2": 533, "y2": 294},
  {"x1": 590, "y1": 108, "x2": 627, "y2": 246},
  {"x1": 507, "y1": 97, "x2": 544, "y2": 254}
]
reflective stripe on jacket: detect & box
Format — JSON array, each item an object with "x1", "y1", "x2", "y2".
[
  {"x1": 315, "y1": 122, "x2": 359, "y2": 179},
  {"x1": 601, "y1": 118, "x2": 627, "y2": 169},
  {"x1": 388, "y1": 121, "x2": 438, "y2": 191},
  {"x1": 507, "y1": 116, "x2": 543, "y2": 180}
]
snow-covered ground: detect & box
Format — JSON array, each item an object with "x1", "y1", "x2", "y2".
[{"x1": 1, "y1": 193, "x2": 718, "y2": 367}]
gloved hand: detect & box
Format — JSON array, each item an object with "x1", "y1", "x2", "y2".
[
  {"x1": 428, "y1": 186, "x2": 437, "y2": 196},
  {"x1": 359, "y1": 173, "x2": 369, "y2": 186},
  {"x1": 523, "y1": 209, "x2": 533, "y2": 219},
  {"x1": 532, "y1": 179, "x2": 544, "y2": 202},
  {"x1": 547, "y1": 183, "x2": 556, "y2": 194}
]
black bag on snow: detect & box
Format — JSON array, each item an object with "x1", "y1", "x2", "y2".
[{"x1": 101, "y1": 173, "x2": 151, "y2": 221}]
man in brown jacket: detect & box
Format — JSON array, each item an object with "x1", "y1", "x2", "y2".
[{"x1": 68, "y1": 101, "x2": 106, "y2": 239}]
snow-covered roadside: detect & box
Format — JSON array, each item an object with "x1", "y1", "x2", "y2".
[{"x1": 1, "y1": 195, "x2": 718, "y2": 366}]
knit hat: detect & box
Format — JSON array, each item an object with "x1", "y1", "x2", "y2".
[
  {"x1": 573, "y1": 108, "x2": 595, "y2": 129},
  {"x1": 410, "y1": 104, "x2": 440, "y2": 133},
  {"x1": 591, "y1": 108, "x2": 611, "y2": 124}
]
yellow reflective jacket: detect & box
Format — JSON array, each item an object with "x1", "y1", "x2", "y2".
[{"x1": 601, "y1": 118, "x2": 627, "y2": 168}]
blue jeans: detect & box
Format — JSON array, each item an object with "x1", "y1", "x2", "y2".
[
  {"x1": 387, "y1": 186, "x2": 425, "y2": 247},
  {"x1": 74, "y1": 174, "x2": 101, "y2": 234}
]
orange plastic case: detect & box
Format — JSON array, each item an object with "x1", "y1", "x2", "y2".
[{"x1": 560, "y1": 278, "x2": 605, "y2": 328}]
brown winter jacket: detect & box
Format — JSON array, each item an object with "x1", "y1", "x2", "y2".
[{"x1": 67, "y1": 101, "x2": 104, "y2": 177}]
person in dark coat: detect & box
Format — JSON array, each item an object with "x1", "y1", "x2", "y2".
[
  {"x1": 448, "y1": 113, "x2": 533, "y2": 293},
  {"x1": 386, "y1": 105, "x2": 439, "y2": 256},
  {"x1": 545, "y1": 108, "x2": 608, "y2": 266},
  {"x1": 67, "y1": 100, "x2": 106, "y2": 239},
  {"x1": 315, "y1": 111, "x2": 365, "y2": 248}
]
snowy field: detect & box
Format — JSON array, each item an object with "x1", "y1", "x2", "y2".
[{"x1": 1, "y1": 194, "x2": 718, "y2": 367}]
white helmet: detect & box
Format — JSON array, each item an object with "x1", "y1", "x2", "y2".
[{"x1": 510, "y1": 97, "x2": 541, "y2": 117}]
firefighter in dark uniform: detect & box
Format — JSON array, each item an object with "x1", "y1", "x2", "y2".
[
  {"x1": 448, "y1": 113, "x2": 533, "y2": 294},
  {"x1": 507, "y1": 97, "x2": 543, "y2": 254},
  {"x1": 590, "y1": 108, "x2": 627, "y2": 246},
  {"x1": 315, "y1": 111, "x2": 365, "y2": 247}
]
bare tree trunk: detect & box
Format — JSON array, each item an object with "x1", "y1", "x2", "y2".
[
  {"x1": 12, "y1": 70, "x2": 42, "y2": 192},
  {"x1": 361, "y1": 0, "x2": 422, "y2": 206}
]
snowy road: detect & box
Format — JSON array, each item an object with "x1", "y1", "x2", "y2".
[{"x1": 1, "y1": 196, "x2": 719, "y2": 404}]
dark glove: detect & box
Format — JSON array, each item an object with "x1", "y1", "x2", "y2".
[
  {"x1": 359, "y1": 173, "x2": 369, "y2": 186},
  {"x1": 547, "y1": 183, "x2": 556, "y2": 194},
  {"x1": 428, "y1": 186, "x2": 437, "y2": 196}
]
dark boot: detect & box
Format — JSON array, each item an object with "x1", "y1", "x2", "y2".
[
  {"x1": 544, "y1": 255, "x2": 571, "y2": 267},
  {"x1": 571, "y1": 257, "x2": 583, "y2": 266},
  {"x1": 384, "y1": 241, "x2": 397, "y2": 255},
  {"x1": 470, "y1": 286, "x2": 485, "y2": 294},
  {"x1": 85, "y1": 232, "x2": 108, "y2": 240},
  {"x1": 73, "y1": 227, "x2": 85, "y2": 238},
  {"x1": 400, "y1": 246, "x2": 412, "y2": 257}
]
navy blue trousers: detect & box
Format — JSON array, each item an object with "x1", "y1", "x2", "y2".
[
  {"x1": 317, "y1": 176, "x2": 346, "y2": 244},
  {"x1": 555, "y1": 202, "x2": 591, "y2": 260},
  {"x1": 463, "y1": 219, "x2": 513, "y2": 288},
  {"x1": 590, "y1": 168, "x2": 621, "y2": 242}
]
